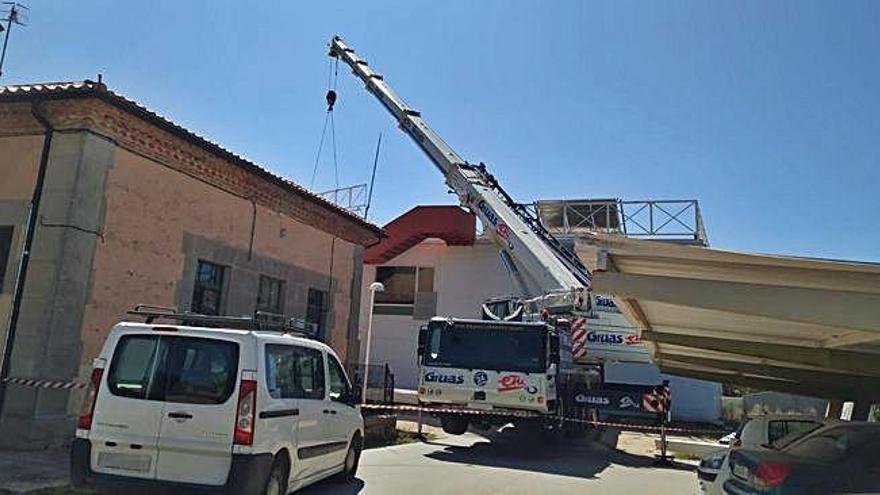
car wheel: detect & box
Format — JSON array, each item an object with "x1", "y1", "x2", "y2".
[
  {"x1": 338, "y1": 434, "x2": 362, "y2": 482},
  {"x1": 263, "y1": 458, "x2": 289, "y2": 495}
]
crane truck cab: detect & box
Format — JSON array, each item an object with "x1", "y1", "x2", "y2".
[{"x1": 416, "y1": 317, "x2": 571, "y2": 435}]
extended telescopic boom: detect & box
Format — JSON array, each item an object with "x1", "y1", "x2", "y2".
[{"x1": 329, "y1": 36, "x2": 590, "y2": 305}]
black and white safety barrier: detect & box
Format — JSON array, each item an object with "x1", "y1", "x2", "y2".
[{"x1": 1, "y1": 377, "x2": 88, "y2": 390}]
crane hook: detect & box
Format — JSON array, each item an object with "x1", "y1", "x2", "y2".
[{"x1": 326, "y1": 89, "x2": 337, "y2": 112}]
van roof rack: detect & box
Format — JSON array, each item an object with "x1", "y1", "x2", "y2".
[{"x1": 127, "y1": 304, "x2": 317, "y2": 338}]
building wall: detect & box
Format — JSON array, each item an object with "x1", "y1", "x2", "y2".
[
  {"x1": 0, "y1": 134, "x2": 42, "y2": 361},
  {"x1": 0, "y1": 129, "x2": 117, "y2": 448},
  {"x1": 360, "y1": 235, "x2": 722, "y2": 423},
  {"x1": 0, "y1": 96, "x2": 378, "y2": 449},
  {"x1": 359, "y1": 237, "x2": 520, "y2": 390},
  {"x1": 78, "y1": 147, "x2": 362, "y2": 380}
]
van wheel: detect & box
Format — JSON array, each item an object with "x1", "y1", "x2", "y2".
[
  {"x1": 337, "y1": 434, "x2": 362, "y2": 482},
  {"x1": 263, "y1": 458, "x2": 289, "y2": 495}
]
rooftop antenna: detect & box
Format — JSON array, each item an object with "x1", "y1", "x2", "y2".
[
  {"x1": 363, "y1": 132, "x2": 382, "y2": 220},
  {"x1": 0, "y1": 2, "x2": 28, "y2": 80}
]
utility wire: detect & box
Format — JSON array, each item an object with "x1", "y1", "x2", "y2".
[
  {"x1": 311, "y1": 58, "x2": 341, "y2": 191},
  {"x1": 309, "y1": 111, "x2": 331, "y2": 190},
  {"x1": 330, "y1": 111, "x2": 339, "y2": 190}
]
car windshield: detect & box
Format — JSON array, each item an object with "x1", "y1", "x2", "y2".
[{"x1": 423, "y1": 321, "x2": 546, "y2": 373}]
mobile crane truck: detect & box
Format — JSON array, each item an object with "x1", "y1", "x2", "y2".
[{"x1": 329, "y1": 36, "x2": 654, "y2": 435}]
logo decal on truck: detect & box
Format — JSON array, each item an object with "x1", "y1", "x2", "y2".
[
  {"x1": 424, "y1": 371, "x2": 464, "y2": 384},
  {"x1": 473, "y1": 371, "x2": 488, "y2": 387},
  {"x1": 574, "y1": 394, "x2": 610, "y2": 406},
  {"x1": 477, "y1": 200, "x2": 514, "y2": 250},
  {"x1": 497, "y1": 375, "x2": 538, "y2": 394}
]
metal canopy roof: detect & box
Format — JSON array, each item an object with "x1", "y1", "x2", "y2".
[{"x1": 575, "y1": 234, "x2": 880, "y2": 401}]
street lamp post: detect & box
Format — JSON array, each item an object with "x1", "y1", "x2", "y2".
[{"x1": 361, "y1": 281, "x2": 384, "y2": 404}]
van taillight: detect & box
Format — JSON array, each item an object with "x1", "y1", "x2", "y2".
[
  {"x1": 77, "y1": 368, "x2": 104, "y2": 430},
  {"x1": 234, "y1": 379, "x2": 257, "y2": 445}
]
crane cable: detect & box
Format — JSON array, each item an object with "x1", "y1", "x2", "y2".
[{"x1": 309, "y1": 57, "x2": 340, "y2": 190}]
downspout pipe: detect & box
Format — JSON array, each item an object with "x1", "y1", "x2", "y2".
[{"x1": 0, "y1": 101, "x2": 54, "y2": 418}]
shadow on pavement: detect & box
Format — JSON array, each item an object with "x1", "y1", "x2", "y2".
[
  {"x1": 423, "y1": 426, "x2": 694, "y2": 479},
  {"x1": 298, "y1": 477, "x2": 365, "y2": 495}
]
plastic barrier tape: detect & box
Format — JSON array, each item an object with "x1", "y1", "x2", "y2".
[
  {"x1": 1, "y1": 377, "x2": 88, "y2": 389},
  {"x1": 359, "y1": 402, "x2": 724, "y2": 435}
]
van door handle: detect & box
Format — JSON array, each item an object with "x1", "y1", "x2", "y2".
[
  {"x1": 323, "y1": 409, "x2": 337, "y2": 415},
  {"x1": 168, "y1": 412, "x2": 193, "y2": 419}
]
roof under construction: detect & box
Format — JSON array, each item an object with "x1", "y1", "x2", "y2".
[{"x1": 575, "y1": 233, "x2": 880, "y2": 402}]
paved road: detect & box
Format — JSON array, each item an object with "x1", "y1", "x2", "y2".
[{"x1": 302, "y1": 428, "x2": 699, "y2": 495}]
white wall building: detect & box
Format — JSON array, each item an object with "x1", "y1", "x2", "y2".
[{"x1": 359, "y1": 205, "x2": 721, "y2": 423}]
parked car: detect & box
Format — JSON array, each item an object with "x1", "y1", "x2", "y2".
[
  {"x1": 71, "y1": 314, "x2": 364, "y2": 494},
  {"x1": 698, "y1": 449, "x2": 727, "y2": 494},
  {"x1": 700, "y1": 415, "x2": 827, "y2": 495},
  {"x1": 723, "y1": 422, "x2": 880, "y2": 494}
]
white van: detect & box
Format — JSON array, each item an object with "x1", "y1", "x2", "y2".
[{"x1": 71, "y1": 310, "x2": 364, "y2": 494}]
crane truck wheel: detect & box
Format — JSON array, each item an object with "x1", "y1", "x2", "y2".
[{"x1": 440, "y1": 414, "x2": 469, "y2": 435}]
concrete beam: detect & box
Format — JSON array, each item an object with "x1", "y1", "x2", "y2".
[
  {"x1": 652, "y1": 324, "x2": 825, "y2": 348},
  {"x1": 592, "y1": 271, "x2": 880, "y2": 333},
  {"x1": 661, "y1": 354, "x2": 880, "y2": 399},
  {"x1": 660, "y1": 366, "x2": 848, "y2": 401},
  {"x1": 823, "y1": 330, "x2": 880, "y2": 348},
  {"x1": 644, "y1": 330, "x2": 880, "y2": 377}
]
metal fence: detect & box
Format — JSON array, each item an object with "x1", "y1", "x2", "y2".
[
  {"x1": 318, "y1": 183, "x2": 369, "y2": 217},
  {"x1": 530, "y1": 199, "x2": 709, "y2": 246},
  {"x1": 350, "y1": 363, "x2": 395, "y2": 405}
]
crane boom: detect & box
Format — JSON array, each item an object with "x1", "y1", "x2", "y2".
[{"x1": 329, "y1": 36, "x2": 591, "y2": 305}]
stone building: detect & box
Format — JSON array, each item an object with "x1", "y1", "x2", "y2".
[{"x1": 0, "y1": 81, "x2": 382, "y2": 448}]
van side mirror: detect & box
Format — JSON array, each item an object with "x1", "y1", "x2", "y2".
[
  {"x1": 417, "y1": 325, "x2": 428, "y2": 363},
  {"x1": 549, "y1": 334, "x2": 560, "y2": 364}
]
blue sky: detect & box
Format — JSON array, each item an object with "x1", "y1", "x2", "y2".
[{"x1": 4, "y1": 1, "x2": 879, "y2": 261}]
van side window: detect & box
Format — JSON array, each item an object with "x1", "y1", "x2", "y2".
[
  {"x1": 327, "y1": 355, "x2": 351, "y2": 402},
  {"x1": 265, "y1": 345, "x2": 325, "y2": 400}
]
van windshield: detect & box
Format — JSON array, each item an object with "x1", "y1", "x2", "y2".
[
  {"x1": 423, "y1": 321, "x2": 546, "y2": 373},
  {"x1": 107, "y1": 335, "x2": 239, "y2": 404}
]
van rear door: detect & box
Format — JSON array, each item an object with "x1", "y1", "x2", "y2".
[
  {"x1": 90, "y1": 333, "x2": 164, "y2": 480},
  {"x1": 153, "y1": 336, "x2": 240, "y2": 486}
]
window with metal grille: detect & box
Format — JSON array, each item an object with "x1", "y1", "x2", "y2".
[
  {"x1": 191, "y1": 260, "x2": 226, "y2": 316},
  {"x1": 257, "y1": 275, "x2": 284, "y2": 313},
  {"x1": 306, "y1": 288, "x2": 328, "y2": 340},
  {"x1": 0, "y1": 226, "x2": 12, "y2": 293}
]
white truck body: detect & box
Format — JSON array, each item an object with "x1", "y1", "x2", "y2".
[{"x1": 418, "y1": 366, "x2": 553, "y2": 414}]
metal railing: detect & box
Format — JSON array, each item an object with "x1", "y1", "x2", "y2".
[
  {"x1": 319, "y1": 183, "x2": 369, "y2": 217},
  {"x1": 531, "y1": 199, "x2": 708, "y2": 246},
  {"x1": 351, "y1": 363, "x2": 395, "y2": 405}
]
